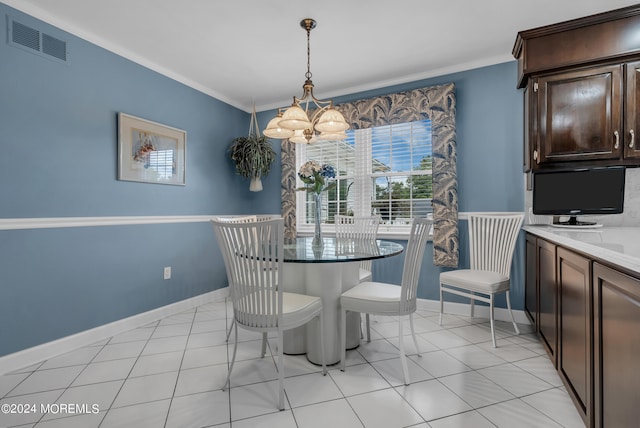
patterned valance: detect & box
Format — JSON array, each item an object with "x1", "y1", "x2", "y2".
[{"x1": 281, "y1": 83, "x2": 458, "y2": 267}]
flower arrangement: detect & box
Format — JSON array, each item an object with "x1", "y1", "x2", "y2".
[
  {"x1": 298, "y1": 160, "x2": 336, "y2": 248},
  {"x1": 297, "y1": 160, "x2": 337, "y2": 194}
]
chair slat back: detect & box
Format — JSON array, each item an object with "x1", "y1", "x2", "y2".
[
  {"x1": 211, "y1": 218, "x2": 284, "y2": 330},
  {"x1": 400, "y1": 218, "x2": 433, "y2": 313},
  {"x1": 335, "y1": 215, "x2": 381, "y2": 271},
  {"x1": 468, "y1": 213, "x2": 524, "y2": 278},
  {"x1": 212, "y1": 216, "x2": 259, "y2": 303},
  {"x1": 256, "y1": 215, "x2": 280, "y2": 222},
  {"x1": 212, "y1": 215, "x2": 280, "y2": 224},
  {"x1": 335, "y1": 215, "x2": 381, "y2": 240},
  {"x1": 212, "y1": 215, "x2": 258, "y2": 224}
]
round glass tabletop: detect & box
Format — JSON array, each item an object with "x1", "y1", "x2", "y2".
[{"x1": 283, "y1": 237, "x2": 404, "y2": 263}]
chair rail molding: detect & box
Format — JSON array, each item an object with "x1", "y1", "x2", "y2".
[
  {"x1": 0, "y1": 215, "x2": 281, "y2": 231},
  {"x1": 0, "y1": 213, "x2": 481, "y2": 232}
]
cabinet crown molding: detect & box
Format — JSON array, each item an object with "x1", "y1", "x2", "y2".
[{"x1": 513, "y1": 4, "x2": 640, "y2": 89}]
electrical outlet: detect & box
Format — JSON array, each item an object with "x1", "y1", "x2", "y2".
[{"x1": 163, "y1": 266, "x2": 171, "y2": 280}]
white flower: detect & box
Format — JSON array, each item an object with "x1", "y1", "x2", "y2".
[{"x1": 299, "y1": 160, "x2": 321, "y2": 178}]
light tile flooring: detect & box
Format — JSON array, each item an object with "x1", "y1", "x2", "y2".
[{"x1": 0, "y1": 300, "x2": 585, "y2": 428}]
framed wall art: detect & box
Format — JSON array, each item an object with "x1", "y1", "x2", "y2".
[{"x1": 118, "y1": 113, "x2": 186, "y2": 185}]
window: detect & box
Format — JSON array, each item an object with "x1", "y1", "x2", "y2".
[{"x1": 296, "y1": 119, "x2": 432, "y2": 237}]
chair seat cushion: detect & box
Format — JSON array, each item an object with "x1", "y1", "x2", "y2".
[
  {"x1": 341, "y1": 281, "x2": 402, "y2": 314},
  {"x1": 440, "y1": 269, "x2": 510, "y2": 293},
  {"x1": 282, "y1": 292, "x2": 323, "y2": 328}
]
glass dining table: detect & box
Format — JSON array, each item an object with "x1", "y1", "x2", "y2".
[{"x1": 281, "y1": 236, "x2": 404, "y2": 365}]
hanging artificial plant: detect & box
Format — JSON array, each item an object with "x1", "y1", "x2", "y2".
[{"x1": 229, "y1": 106, "x2": 276, "y2": 192}]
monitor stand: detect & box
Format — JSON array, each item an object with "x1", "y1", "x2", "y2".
[{"x1": 551, "y1": 216, "x2": 602, "y2": 229}]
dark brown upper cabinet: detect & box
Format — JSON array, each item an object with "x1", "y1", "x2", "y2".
[
  {"x1": 534, "y1": 64, "x2": 623, "y2": 166},
  {"x1": 513, "y1": 5, "x2": 640, "y2": 171}
]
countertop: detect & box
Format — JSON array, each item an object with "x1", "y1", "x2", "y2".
[{"x1": 523, "y1": 225, "x2": 640, "y2": 275}]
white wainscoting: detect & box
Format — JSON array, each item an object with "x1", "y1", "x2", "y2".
[{"x1": 0, "y1": 214, "x2": 528, "y2": 374}]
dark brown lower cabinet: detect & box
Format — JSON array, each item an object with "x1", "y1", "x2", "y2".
[
  {"x1": 538, "y1": 238, "x2": 557, "y2": 365},
  {"x1": 593, "y1": 263, "x2": 640, "y2": 428},
  {"x1": 526, "y1": 232, "x2": 640, "y2": 428},
  {"x1": 557, "y1": 248, "x2": 592, "y2": 426},
  {"x1": 525, "y1": 234, "x2": 538, "y2": 326}
]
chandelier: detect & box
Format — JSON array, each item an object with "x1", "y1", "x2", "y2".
[{"x1": 264, "y1": 18, "x2": 349, "y2": 144}]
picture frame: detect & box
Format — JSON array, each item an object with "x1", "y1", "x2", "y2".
[{"x1": 118, "y1": 113, "x2": 186, "y2": 185}]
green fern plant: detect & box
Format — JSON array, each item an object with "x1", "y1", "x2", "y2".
[{"x1": 229, "y1": 135, "x2": 276, "y2": 190}]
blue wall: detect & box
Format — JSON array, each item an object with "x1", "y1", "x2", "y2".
[
  {"x1": 0, "y1": 3, "x2": 524, "y2": 357},
  {"x1": 0, "y1": 4, "x2": 280, "y2": 356}
]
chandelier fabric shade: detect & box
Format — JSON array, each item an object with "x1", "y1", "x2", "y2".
[
  {"x1": 264, "y1": 114, "x2": 294, "y2": 139},
  {"x1": 278, "y1": 105, "x2": 312, "y2": 131},
  {"x1": 315, "y1": 108, "x2": 350, "y2": 133},
  {"x1": 264, "y1": 18, "x2": 349, "y2": 143}
]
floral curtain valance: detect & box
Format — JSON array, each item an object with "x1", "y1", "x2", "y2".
[{"x1": 281, "y1": 82, "x2": 459, "y2": 267}]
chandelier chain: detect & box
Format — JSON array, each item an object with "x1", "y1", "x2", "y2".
[{"x1": 305, "y1": 24, "x2": 312, "y2": 80}]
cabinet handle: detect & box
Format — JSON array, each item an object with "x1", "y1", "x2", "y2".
[
  {"x1": 614, "y1": 131, "x2": 620, "y2": 149},
  {"x1": 630, "y1": 129, "x2": 635, "y2": 149}
]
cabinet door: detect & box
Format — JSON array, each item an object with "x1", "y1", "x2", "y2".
[
  {"x1": 536, "y1": 64, "x2": 623, "y2": 164},
  {"x1": 625, "y1": 60, "x2": 640, "y2": 159},
  {"x1": 525, "y1": 234, "x2": 537, "y2": 327},
  {"x1": 593, "y1": 263, "x2": 640, "y2": 428},
  {"x1": 557, "y1": 248, "x2": 591, "y2": 425},
  {"x1": 537, "y1": 238, "x2": 557, "y2": 364}
]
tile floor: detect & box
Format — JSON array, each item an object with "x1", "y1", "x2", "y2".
[{"x1": 0, "y1": 300, "x2": 585, "y2": 428}]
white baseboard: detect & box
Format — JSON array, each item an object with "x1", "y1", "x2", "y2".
[
  {"x1": 0, "y1": 288, "x2": 229, "y2": 375},
  {"x1": 417, "y1": 298, "x2": 531, "y2": 325}
]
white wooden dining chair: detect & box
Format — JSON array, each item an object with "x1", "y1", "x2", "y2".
[
  {"x1": 212, "y1": 215, "x2": 258, "y2": 343},
  {"x1": 340, "y1": 218, "x2": 433, "y2": 385},
  {"x1": 439, "y1": 213, "x2": 524, "y2": 347},
  {"x1": 211, "y1": 217, "x2": 326, "y2": 410},
  {"x1": 213, "y1": 215, "x2": 281, "y2": 344},
  {"x1": 335, "y1": 215, "x2": 381, "y2": 342}
]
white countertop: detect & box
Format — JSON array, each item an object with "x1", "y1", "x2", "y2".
[{"x1": 523, "y1": 225, "x2": 640, "y2": 274}]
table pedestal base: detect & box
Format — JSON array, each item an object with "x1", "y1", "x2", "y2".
[{"x1": 282, "y1": 261, "x2": 361, "y2": 365}]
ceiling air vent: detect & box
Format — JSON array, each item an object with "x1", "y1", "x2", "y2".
[{"x1": 7, "y1": 16, "x2": 68, "y2": 64}]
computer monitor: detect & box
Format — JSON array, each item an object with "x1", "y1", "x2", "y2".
[{"x1": 532, "y1": 166, "x2": 625, "y2": 227}]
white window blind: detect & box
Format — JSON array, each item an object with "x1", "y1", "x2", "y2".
[{"x1": 296, "y1": 119, "x2": 432, "y2": 236}]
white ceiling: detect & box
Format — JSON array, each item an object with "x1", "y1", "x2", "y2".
[{"x1": 5, "y1": 0, "x2": 638, "y2": 112}]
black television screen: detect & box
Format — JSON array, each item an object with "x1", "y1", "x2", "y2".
[{"x1": 533, "y1": 166, "x2": 625, "y2": 225}]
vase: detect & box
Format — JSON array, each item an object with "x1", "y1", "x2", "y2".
[{"x1": 312, "y1": 192, "x2": 323, "y2": 248}]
